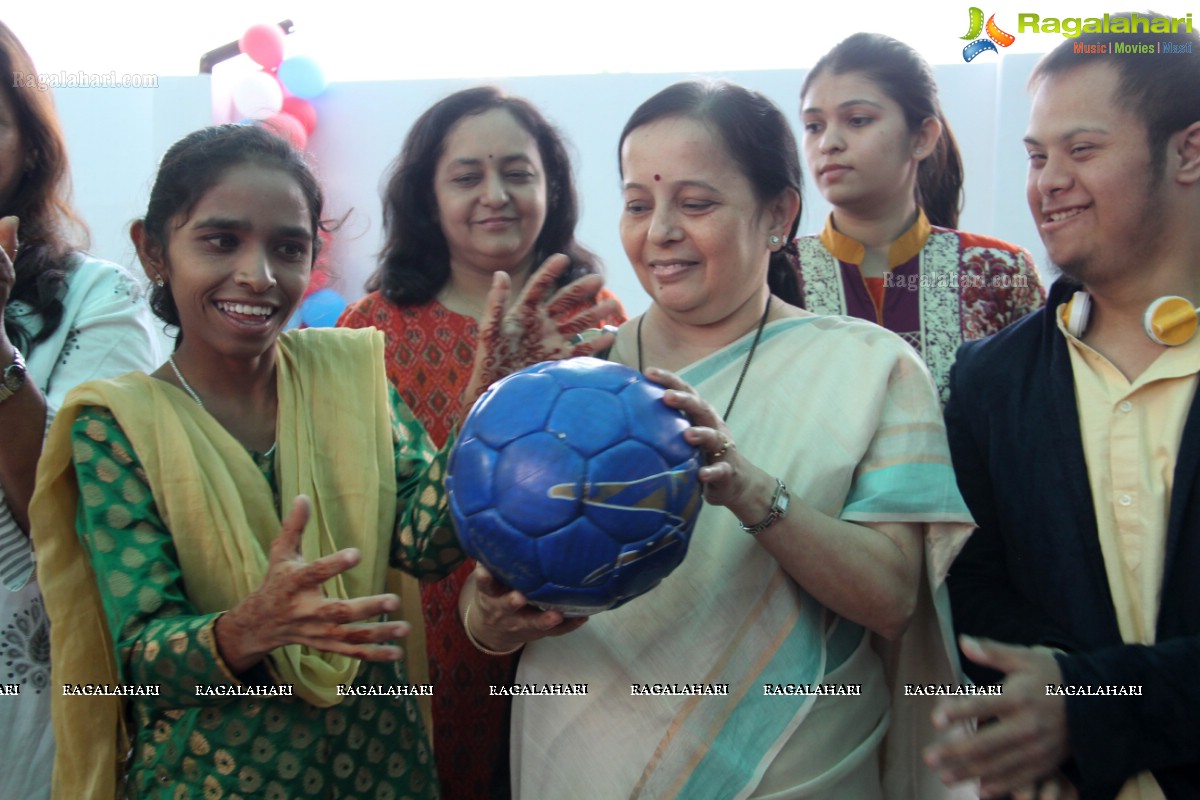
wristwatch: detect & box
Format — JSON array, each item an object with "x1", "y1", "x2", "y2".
[
  {"x1": 0, "y1": 347, "x2": 27, "y2": 404},
  {"x1": 740, "y1": 478, "x2": 789, "y2": 536}
]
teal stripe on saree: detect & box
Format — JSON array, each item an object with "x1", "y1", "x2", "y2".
[{"x1": 841, "y1": 462, "x2": 970, "y2": 519}]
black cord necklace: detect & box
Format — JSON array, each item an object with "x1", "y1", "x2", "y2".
[{"x1": 637, "y1": 294, "x2": 772, "y2": 422}]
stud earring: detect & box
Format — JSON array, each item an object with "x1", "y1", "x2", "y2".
[
  {"x1": 769, "y1": 234, "x2": 781, "y2": 247},
  {"x1": 153, "y1": 276, "x2": 165, "y2": 288},
  {"x1": 914, "y1": 148, "x2": 923, "y2": 157}
]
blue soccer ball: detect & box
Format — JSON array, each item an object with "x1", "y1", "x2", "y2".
[{"x1": 447, "y1": 357, "x2": 703, "y2": 616}]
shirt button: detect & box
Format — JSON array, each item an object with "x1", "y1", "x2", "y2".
[
  {"x1": 1119, "y1": 494, "x2": 1133, "y2": 506},
  {"x1": 1118, "y1": 401, "x2": 1133, "y2": 412}
]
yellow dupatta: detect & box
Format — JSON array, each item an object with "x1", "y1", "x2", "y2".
[{"x1": 30, "y1": 328, "x2": 397, "y2": 798}]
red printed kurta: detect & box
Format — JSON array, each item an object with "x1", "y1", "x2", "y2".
[{"x1": 338, "y1": 289, "x2": 625, "y2": 799}]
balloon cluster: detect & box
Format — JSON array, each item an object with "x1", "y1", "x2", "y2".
[
  {"x1": 231, "y1": 23, "x2": 327, "y2": 150},
  {"x1": 231, "y1": 24, "x2": 347, "y2": 328}
]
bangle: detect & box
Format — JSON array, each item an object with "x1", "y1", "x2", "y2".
[{"x1": 463, "y1": 599, "x2": 523, "y2": 656}]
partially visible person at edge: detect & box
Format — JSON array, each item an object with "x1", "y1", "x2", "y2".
[
  {"x1": 28, "y1": 123, "x2": 617, "y2": 799},
  {"x1": 337, "y1": 86, "x2": 625, "y2": 799},
  {"x1": 794, "y1": 32, "x2": 1045, "y2": 402},
  {"x1": 0, "y1": 20, "x2": 159, "y2": 800},
  {"x1": 927, "y1": 17, "x2": 1200, "y2": 800},
  {"x1": 460, "y1": 79, "x2": 976, "y2": 800}
]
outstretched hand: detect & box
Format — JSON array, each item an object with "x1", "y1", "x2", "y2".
[
  {"x1": 215, "y1": 495, "x2": 411, "y2": 675},
  {"x1": 464, "y1": 254, "x2": 620, "y2": 405}
]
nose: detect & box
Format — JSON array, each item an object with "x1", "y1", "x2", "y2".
[
  {"x1": 1035, "y1": 153, "x2": 1073, "y2": 198},
  {"x1": 235, "y1": 249, "x2": 277, "y2": 292},
  {"x1": 649, "y1": 205, "x2": 682, "y2": 245},
  {"x1": 819, "y1": 123, "x2": 845, "y2": 155},
  {"x1": 480, "y1": 170, "x2": 509, "y2": 207}
]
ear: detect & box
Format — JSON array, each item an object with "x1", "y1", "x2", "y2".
[
  {"x1": 913, "y1": 116, "x2": 943, "y2": 163},
  {"x1": 1170, "y1": 121, "x2": 1200, "y2": 187},
  {"x1": 765, "y1": 187, "x2": 802, "y2": 246},
  {"x1": 130, "y1": 220, "x2": 166, "y2": 284}
]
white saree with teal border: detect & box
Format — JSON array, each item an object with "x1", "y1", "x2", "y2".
[{"x1": 512, "y1": 314, "x2": 976, "y2": 799}]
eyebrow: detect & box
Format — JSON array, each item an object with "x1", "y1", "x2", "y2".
[
  {"x1": 623, "y1": 179, "x2": 720, "y2": 192},
  {"x1": 1023, "y1": 126, "x2": 1110, "y2": 146},
  {"x1": 801, "y1": 98, "x2": 885, "y2": 115},
  {"x1": 446, "y1": 154, "x2": 535, "y2": 167},
  {"x1": 190, "y1": 217, "x2": 312, "y2": 239}
]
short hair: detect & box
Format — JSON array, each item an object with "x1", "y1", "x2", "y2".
[
  {"x1": 802, "y1": 32, "x2": 964, "y2": 230},
  {"x1": 1030, "y1": 11, "x2": 1200, "y2": 176},
  {"x1": 0, "y1": 21, "x2": 89, "y2": 351},
  {"x1": 617, "y1": 80, "x2": 804, "y2": 307},
  {"x1": 369, "y1": 86, "x2": 599, "y2": 306},
  {"x1": 138, "y1": 124, "x2": 326, "y2": 331}
]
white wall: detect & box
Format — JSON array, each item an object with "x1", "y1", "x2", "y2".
[{"x1": 58, "y1": 59, "x2": 1051, "y2": 319}]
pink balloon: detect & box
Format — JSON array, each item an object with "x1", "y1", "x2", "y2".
[
  {"x1": 239, "y1": 24, "x2": 285, "y2": 69},
  {"x1": 232, "y1": 71, "x2": 283, "y2": 120},
  {"x1": 281, "y1": 96, "x2": 317, "y2": 135},
  {"x1": 261, "y1": 112, "x2": 308, "y2": 150}
]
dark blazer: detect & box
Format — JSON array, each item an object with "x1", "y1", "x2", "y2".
[{"x1": 944, "y1": 278, "x2": 1200, "y2": 799}]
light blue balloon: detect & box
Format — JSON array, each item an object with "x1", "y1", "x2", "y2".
[{"x1": 278, "y1": 56, "x2": 327, "y2": 99}]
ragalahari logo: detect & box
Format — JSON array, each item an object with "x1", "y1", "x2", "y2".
[{"x1": 961, "y1": 7, "x2": 1016, "y2": 61}]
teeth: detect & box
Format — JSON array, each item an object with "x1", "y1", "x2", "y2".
[
  {"x1": 1047, "y1": 208, "x2": 1084, "y2": 223},
  {"x1": 217, "y1": 302, "x2": 273, "y2": 317}
]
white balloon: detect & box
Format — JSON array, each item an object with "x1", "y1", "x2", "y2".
[{"x1": 232, "y1": 71, "x2": 283, "y2": 120}]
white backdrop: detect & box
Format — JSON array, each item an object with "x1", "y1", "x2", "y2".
[{"x1": 57, "y1": 54, "x2": 1051, "y2": 318}]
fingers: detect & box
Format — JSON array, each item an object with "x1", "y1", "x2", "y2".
[
  {"x1": 271, "y1": 495, "x2": 313, "y2": 562},
  {"x1": 568, "y1": 330, "x2": 616, "y2": 359},
  {"x1": 543, "y1": 272, "x2": 605, "y2": 320},
  {"x1": 0, "y1": 215, "x2": 18, "y2": 264},
  {"x1": 553, "y1": 296, "x2": 617, "y2": 339},
  {"x1": 479, "y1": 271, "x2": 513, "y2": 338},
  {"x1": 516, "y1": 253, "x2": 571, "y2": 308},
  {"x1": 302, "y1": 547, "x2": 363, "y2": 586},
  {"x1": 305, "y1": 592, "x2": 400, "y2": 626},
  {"x1": 292, "y1": 621, "x2": 410, "y2": 662},
  {"x1": 960, "y1": 634, "x2": 1029, "y2": 674}
]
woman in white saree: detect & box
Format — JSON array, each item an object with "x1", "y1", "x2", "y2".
[{"x1": 461, "y1": 81, "x2": 976, "y2": 800}]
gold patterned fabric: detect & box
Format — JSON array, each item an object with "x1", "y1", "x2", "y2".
[{"x1": 31, "y1": 329, "x2": 463, "y2": 798}]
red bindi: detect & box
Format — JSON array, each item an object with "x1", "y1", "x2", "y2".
[{"x1": 654, "y1": 174, "x2": 661, "y2": 181}]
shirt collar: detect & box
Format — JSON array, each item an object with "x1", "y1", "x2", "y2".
[{"x1": 818, "y1": 209, "x2": 932, "y2": 270}]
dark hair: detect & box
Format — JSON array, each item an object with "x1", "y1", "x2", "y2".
[
  {"x1": 1030, "y1": 11, "x2": 1200, "y2": 180},
  {"x1": 0, "y1": 21, "x2": 90, "y2": 352},
  {"x1": 138, "y1": 124, "x2": 326, "y2": 331},
  {"x1": 617, "y1": 80, "x2": 805, "y2": 307},
  {"x1": 802, "y1": 32, "x2": 964, "y2": 229},
  {"x1": 368, "y1": 86, "x2": 599, "y2": 305}
]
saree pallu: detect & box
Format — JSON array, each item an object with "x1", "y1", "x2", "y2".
[{"x1": 512, "y1": 314, "x2": 975, "y2": 799}]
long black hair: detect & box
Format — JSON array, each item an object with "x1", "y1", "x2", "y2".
[
  {"x1": 0, "y1": 21, "x2": 89, "y2": 352},
  {"x1": 368, "y1": 86, "x2": 599, "y2": 305}
]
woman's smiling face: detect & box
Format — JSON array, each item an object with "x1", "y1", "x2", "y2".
[{"x1": 155, "y1": 162, "x2": 314, "y2": 363}]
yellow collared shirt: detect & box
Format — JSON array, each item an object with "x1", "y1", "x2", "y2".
[{"x1": 1058, "y1": 305, "x2": 1200, "y2": 800}]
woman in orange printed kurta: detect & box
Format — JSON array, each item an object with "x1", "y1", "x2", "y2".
[{"x1": 338, "y1": 87, "x2": 624, "y2": 799}]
